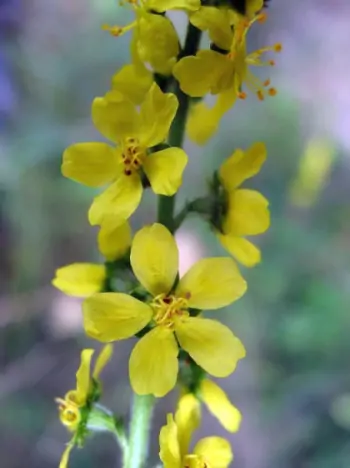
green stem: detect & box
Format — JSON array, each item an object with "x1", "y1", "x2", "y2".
[
  {"x1": 157, "y1": 23, "x2": 202, "y2": 232},
  {"x1": 127, "y1": 394, "x2": 155, "y2": 468}
]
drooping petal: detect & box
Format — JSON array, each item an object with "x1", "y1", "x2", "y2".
[
  {"x1": 88, "y1": 174, "x2": 143, "y2": 226},
  {"x1": 159, "y1": 414, "x2": 182, "y2": 468},
  {"x1": 112, "y1": 63, "x2": 153, "y2": 105},
  {"x1": 218, "y1": 234, "x2": 261, "y2": 267},
  {"x1": 139, "y1": 83, "x2": 178, "y2": 148},
  {"x1": 193, "y1": 437, "x2": 233, "y2": 468},
  {"x1": 93, "y1": 344, "x2": 113, "y2": 379},
  {"x1": 199, "y1": 379, "x2": 242, "y2": 433},
  {"x1": 59, "y1": 442, "x2": 75, "y2": 468},
  {"x1": 148, "y1": 0, "x2": 200, "y2": 12},
  {"x1": 186, "y1": 86, "x2": 237, "y2": 145},
  {"x1": 52, "y1": 263, "x2": 106, "y2": 297},
  {"x1": 224, "y1": 189, "x2": 270, "y2": 236},
  {"x1": 98, "y1": 219, "x2": 132, "y2": 261},
  {"x1": 83, "y1": 293, "x2": 152, "y2": 342},
  {"x1": 176, "y1": 258, "x2": 247, "y2": 310},
  {"x1": 137, "y1": 14, "x2": 179, "y2": 76},
  {"x1": 143, "y1": 148, "x2": 188, "y2": 196},
  {"x1": 219, "y1": 142, "x2": 267, "y2": 191},
  {"x1": 129, "y1": 327, "x2": 179, "y2": 397},
  {"x1": 75, "y1": 349, "x2": 94, "y2": 404},
  {"x1": 173, "y1": 50, "x2": 229, "y2": 97},
  {"x1": 92, "y1": 95, "x2": 141, "y2": 143},
  {"x1": 62, "y1": 143, "x2": 120, "y2": 187},
  {"x1": 175, "y1": 394, "x2": 201, "y2": 457},
  {"x1": 190, "y1": 6, "x2": 233, "y2": 51},
  {"x1": 175, "y1": 318, "x2": 246, "y2": 377},
  {"x1": 130, "y1": 223, "x2": 178, "y2": 296}
]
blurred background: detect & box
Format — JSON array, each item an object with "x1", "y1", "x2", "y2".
[{"x1": 1, "y1": 0, "x2": 350, "y2": 467}]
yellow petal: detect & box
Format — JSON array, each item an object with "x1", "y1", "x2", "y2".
[
  {"x1": 224, "y1": 189, "x2": 270, "y2": 236},
  {"x1": 186, "y1": 87, "x2": 237, "y2": 145},
  {"x1": 219, "y1": 142, "x2": 267, "y2": 191},
  {"x1": 246, "y1": 0, "x2": 264, "y2": 17},
  {"x1": 130, "y1": 223, "x2": 178, "y2": 296},
  {"x1": 98, "y1": 219, "x2": 132, "y2": 261},
  {"x1": 92, "y1": 95, "x2": 141, "y2": 143},
  {"x1": 186, "y1": 102, "x2": 221, "y2": 146},
  {"x1": 112, "y1": 63, "x2": 153, "y2": 105},
  {"x1": 193, "y1": 437, "x2": 233, "y2": 468},
  {"x1": 137, "y1": 14, "x2": 179, "y2": 76},
  {"x1": 176, "y1": 258, "x2": 247, "y2": 310},
  {"x1": 200, "y1": 379, "x2": 242, "y2": 433},
  {"x1": 59, "y1": 442, "x2": 75, "y2": 468},
  {"x1": 129, "y1": 327, "x2": 179, "y2": 397},
  {"x1": 148, "y1": 0, "x2": 200, "y2": 12},
  {"x1": 93, "y1": 344, "x2": 113, "y2": 379},
  {"x1": 143, "y1": 148, "x2": 188, "y2": 196},
  {"x1": 159, "y1": 414, "x2": 182, "y2": 468},
  {"x1": 83, "y1": 293, "x2": 152, "y2": 342},
  {"x1": 75, "y1": 348, "x2": 94, "y2": 404},
  {"x1": 218, "y1": 234, "x2": 261, "y2": 267},
  {"x1": 139, "y1": 83, "x2": 178, "y2": 148},
  {"x1": 175, "y1": 394, "x2": 201, "y2": 456},
  {"x1": 175, "y1": 318, "x2": 246, "y2": 377},
  {"x1": 88, "y1": 174, "x2": 143, "y2": 226},
  {"x1": 173, "y1": 50, "x2": 229, "y2": 97},
  {"x1": 190, "y1": 6, "x2": 233, "y2": 51},
  {"x1": 62, "y1": 143, "x2": 119, "y2": 187},
  {"x1": 52, "y1": 263, "x2": 105, "y2": 297}
]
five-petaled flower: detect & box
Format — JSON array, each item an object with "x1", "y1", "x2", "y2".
[
  {"x1": 62, "y1": 83, "x2": 188, "y2": 227},
  {"x1": 159, "y1": 393, "x2": 233, "y2": 468},
  {"x1": 215, "y1": 142, "x2": 270, "y2": 267},
  {"x1": 174, "y1": 6, "x2": 282, "y2": 143},
  {"x1": 56, "y1": 345, "x2": 113, "y2": 468},
  {"x1": 83, "y1": 223, "x2": 247, "y2": 397}
]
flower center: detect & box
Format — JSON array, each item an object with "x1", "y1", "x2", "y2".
[
  {"x1": 121, "y1": 137, "x2": 146, "y2": 176},
  {"x1": 183, "y1": 454, "x2": 210, "y2": 468},
  {"x1": 55, "y1": 397, "x2": 81, "y2": 429},
  {"x1": 151, "y1": 294, "x2": 189, "y2": 328}
]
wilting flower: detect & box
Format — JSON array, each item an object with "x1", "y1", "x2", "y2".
[
  {"x1": 103, "y1": 0, "x2": 200, "y2": 75},
  {"x1": 159, "y1": 393, "x2": 233, "y2": 468},
  {"x1": 52, "y1": 221, "x2": 132, "y2": 296},
  {"x1": 83, "y1": 223, "x2": 247, "y2": 397},
  {"x1": 215, "y1": 142, "x2": 270, "y2": 267},
  {"x1": 56, "y1": 345, "x2": 113, "y2": 468},
  {"x1": 62, "y1": 83, "x2": 188, "y2": 226},
  {"x1": 174, "y1": 7, "x2": 281, "y2": 143}
]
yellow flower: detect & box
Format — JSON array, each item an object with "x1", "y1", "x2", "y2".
[
  {"x1": 83, "y1": 223, "x2": 247, "y2": 397},
  {"x1": 289, "y1": 138, "x2": 335, "y2": 208},
  {"x1": 56, "y1": 345, "x2": 113, "y2": 468},
  {"x1": 216, "y1": 143, "x2": 270, "y2": 267},
  {"x1": 52, "y1": 221, "x2": 132, "y2": 296},
  {"x1": 103, "y1": 0, "x2": 200, "y2": 75},
  {"x1": 159, "y1": 393, "x2": 233, "y2": 468},
  {"x1": 62, "y1": 83, "x2": 188, "y2": 226},
  {"x1": 199, "y1": 379, "x2": 242, "y2": 433},
  {"x1": 174, "y1": 7, "x2": 281, "y2": 143}
]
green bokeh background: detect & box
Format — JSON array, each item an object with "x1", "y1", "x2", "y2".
[{"x1": 1, "y1": 1, "x2": 350, "y2": 467}]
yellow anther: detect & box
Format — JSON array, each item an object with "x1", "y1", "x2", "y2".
[
  {"x1": 268, "y1": 59, "x2": 275, "y2": 66},
  {"x1": 263, "y1": 79, "x2": 271, "y2": 87},
  {"x1": 268, "y1": 87, "x2": 277, "y2": 96},
  {"x1": 238, "y1": 92, "x2": 247, "y2": 100},
  {"x1": 274, "y1": 43, "x2": 282, "y2": 52},
  {"x1": 257, "y1": 12, "x2": 267, "y2": 23},
  {"x1": 257, "y1": 90, "x2": 264, "y2": 101},
  {"x1": 102, "y1": 24, "x2": 123, "y2": 37}
]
